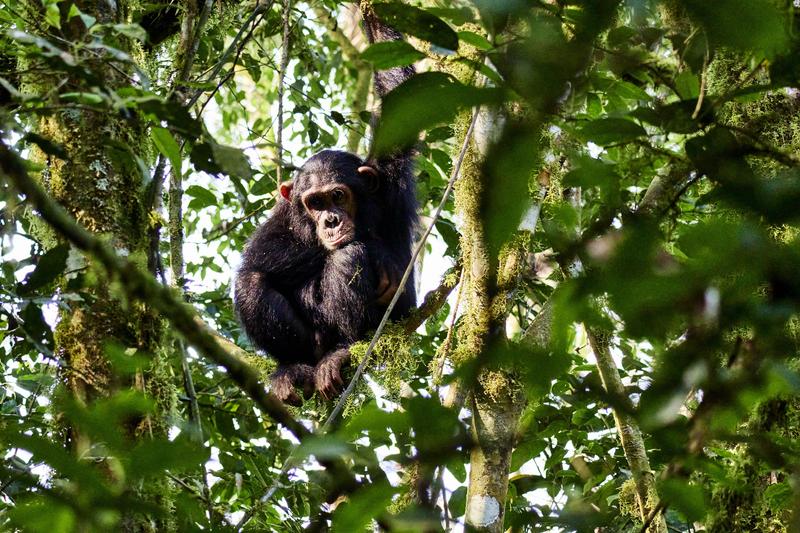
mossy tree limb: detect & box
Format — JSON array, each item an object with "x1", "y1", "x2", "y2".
[
  {"x1": 588, "y1": 330, "x2": 667, "y2": 532},
  {"x1": 0, "y1": 142, "x2": 371, "y2": 506},
  {"x1": 312, "y1": 4, "x2": 371, "y2": 153},
  {"x1": 20, "y1": 0, "x2": 177, "y2": 525},
  {"x1": 453, "y1": 98, "x2": 524, "y2": 533}
]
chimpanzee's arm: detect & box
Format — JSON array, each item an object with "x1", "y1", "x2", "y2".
[
  {"x1": 318, "y1": 242, "x2": 378, "y2": 343},
  {"x1": 360, "y1": 1, "x2": 418, "y2": 314},
  {"x1": 234, "y1": 220, "x2": 324, "y2": 364},
  {"x1": 360, "y1": 1, "x2": 416, "y2": 184},
  {"x1": 360, "y1": 2, "x2": 415, "y2": 99}
]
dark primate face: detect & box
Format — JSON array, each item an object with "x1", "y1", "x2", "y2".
[
  {"x1": 301, "y1": 182, "x2": 357, "y2": 249},
  {"x1": 280, "y1": 150, "x2": 378, "y2": 250}
]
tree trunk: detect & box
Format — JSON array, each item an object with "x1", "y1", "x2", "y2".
[
  {"x1": 23, "y1": 3, "x2": 174, "y2": 530},
  {"x1": 451, "y1": 97, "x2": 525, "y2": 533}
]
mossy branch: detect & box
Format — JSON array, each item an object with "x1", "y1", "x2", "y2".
[
  {"x1": 0, "y1": 141, "x2": 363, "y2": 494},
  {"x1": 402, "y1": 263, "x2": 462, "y2": 334},
  {"x1": 312, "y1": 5, "x2": 365, "y2": 66}
]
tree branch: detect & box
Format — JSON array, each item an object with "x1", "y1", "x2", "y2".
[
  {"x1": 0, "y1": 141, "x2": 364, "y2": 489},
  {"x1": 402, "y1": 264, "x2": 462, "y2": 334}
]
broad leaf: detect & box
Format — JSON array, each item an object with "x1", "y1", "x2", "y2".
[{"x1": 373, "y1": 3, "x2": 458, "y2": 51}]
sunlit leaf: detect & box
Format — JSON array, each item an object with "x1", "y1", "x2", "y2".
[
  {"x1": 374, "y1": 72, "x2": 504, "y2": 154},
  {"x1": 151, "y1": 127, "x2": 182, "y2": 177},
  {"x1": 361, "y1": 41, "x2": 425, "y2": 69}
]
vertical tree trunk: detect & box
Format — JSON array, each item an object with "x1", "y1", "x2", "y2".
[
  {"x1": 23, "y1": 3, "x2": 174, "y2": 530},
  {"x1": 451, "y1": 100, "x2": 525, "y2": 532}
]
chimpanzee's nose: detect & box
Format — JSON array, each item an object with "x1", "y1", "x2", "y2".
[{"x1": 325, "y1": 213, "x2": 340, "y2": 228}]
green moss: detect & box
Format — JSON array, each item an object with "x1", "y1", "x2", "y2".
[
  {"x1": 618, "y1": 478, "x2": 640, "y2": 519},
  {"x1": 479, "y1": 370, "x2": 521, "y2": 403},
  {"x1": 707, "y1": 50, "x2": 800, "y2": 179},
  {"x1": 350, "y1": 324, "x2": 417, "y2": 398}
]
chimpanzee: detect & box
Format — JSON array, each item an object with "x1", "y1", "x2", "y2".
[{"x1": 234, "y1": 5, "x2": 417, "y2": 405}]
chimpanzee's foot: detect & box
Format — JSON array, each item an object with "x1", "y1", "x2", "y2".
[
  {"x1": 270, "y1": 364, "x2": 315, "y2": 406},
  {"x1": 314, "y1": 348, "x2": 350, "y2": 400}
]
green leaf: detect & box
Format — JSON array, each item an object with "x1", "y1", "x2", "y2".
[
  {"x1": 448, "y1": 486, "x2": 467, "y2": 518},
  {"x1": 660, "y1": 479, "x2": 707, "y2": 521},
  {"x1": 135, "y1": 97, "x2": 201, "y2": 138},
  {"x1": 330, "y1": 110, "x2": 346, "y2": 125},
  {"x1": 446, "y1": 457, "x2": 467, "y2": 483},
  {"x1": 296, "y1": 435, "x2": 352, "y2": 461},
  {"x1": 674, "y1": 71, "x2": 700, "y2": 99},
  {"x1": 128, "y1": 437, "x2": 208, "y2": 478},
  {"x1": 360, "y1": 41, "x2": 425, "y2": 69},
  {"x1": 9, "y1": 498, "x2": 75, "y2": 533},
  {"x1": 563, "y1": 157, "x2": 620, "y2": 190},
  {"x1": 481, "y1": 124, "x2": 538, "y2": 259},
  {"x1": 18, "y1": 244, "x2": 69, "y2": 294},
  {"x1": 763, "y1": 482, "x2": 792, "y2": 511},
  {"x1": 19, "y1": 302, "x2": 54, "y2": 348},
  {"x1": 680, "y1": 0, "x2": 790, "y2": 56},
  {"x1": 104, "y1": 344, "x2": 150, "y2": 376},
  {"x1": 458, "y1": 30, "x2": 492, "y2": 51},
  {"x1": 185, "y1": 185, "x2": 216, "y2": 208},
  {"x1": 374, "y1": 72, "x2": 504, "y2": 154},
  {"x1": 630, "y1": 100, "x2": 707, "y2": 134},
  {"x1": 60, "y1": 92, "x2": 104, "y2": 105},
  {"x1": 67, "y1": 4, "x2": 95, "y2": 27},
  {"x1": 373, "y1": 3, "x2": 458, "y2": 51},
  {"x1": 331, "y1": 480, "x2": 395, "y2": 532},
  {"x1": 151, "y1": 127, "x2": 182, "y2": 177},
  {"x1": 45, "y1": 2, "x2": 61, "y2": 29},
  {"x1": 579, "y1": 118, "x2": 647, "y2": 145},
  {"x1": 190, "y1": 141, "x2": 253, "y2": 179},
  {"x1": 425, "y1": 7, "x2": 475, "y2": 26},
  {"x1": 111, "y1": 23, "x2": 147, "y2": 43}
]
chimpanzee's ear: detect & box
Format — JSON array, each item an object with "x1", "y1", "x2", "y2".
[
  {"x1": 279, "y1": 181, "x2": 293, "y2": 201},
  {"x1": 358, "y1": 165, "x2": 380, "y2": 193}
]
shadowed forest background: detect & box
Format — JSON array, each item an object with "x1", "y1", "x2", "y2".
[{"x1": 2, "y1": 0, "x2": 800, "y2": 531}]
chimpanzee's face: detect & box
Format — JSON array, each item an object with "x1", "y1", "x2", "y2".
[
  {"x1": 279, "y1": 150, "x2": 377, "y2": 250},
  {"x1": 300, "y1": 182, "x2": 357, "y2": 250}
]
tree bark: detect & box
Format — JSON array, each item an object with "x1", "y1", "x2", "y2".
[
  {"x1": 22, "y1": 3, "x2": 175, "y2": 530},
  {"x1": 448, "y1": 64, "x2": 524, "y2": 531},
  {"x1": 588, "y1": 330, "x2": 666, "y2": 532}
]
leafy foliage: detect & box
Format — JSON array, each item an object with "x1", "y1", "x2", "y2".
[{"x1": 2, "y1": 0, "x2": 800, "y2": 532}]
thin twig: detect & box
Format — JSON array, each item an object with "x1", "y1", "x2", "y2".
[
  {"x1": 433, "y1": 268, "x2": 465, "y2": 382},
  {"x1": 691, "y1": 41, "x2": 709, "y2": 120},
  {"x1": 189, "y1": 4, "x2": 272, "y2": 109},
  {"x1": 275, "y1": 0, "x2": 291, "y2": 188},
  {"x1": 321, "y1": 105, "x2": 482, "y2": 432}
]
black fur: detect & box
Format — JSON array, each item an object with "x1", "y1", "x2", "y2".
[{"x1": 235, "y1": 7, "x2": 418, "y2": 404}]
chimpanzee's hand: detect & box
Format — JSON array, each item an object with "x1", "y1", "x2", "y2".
[
  {"x1": 270, "y1": 365, "x2": 315, "y2": 406},
  {"x1": 376, "y1": 265, "x2": 400, "y2": 306},
  {"x1": 315, "y1": 348, "x2": 350, "y2": 400}
]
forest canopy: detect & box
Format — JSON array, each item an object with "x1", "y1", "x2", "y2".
[{"x1": 2, "y1": 0, "x2": 800, "y2": 531}]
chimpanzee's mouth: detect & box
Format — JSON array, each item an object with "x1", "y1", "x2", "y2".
[{"x1": 325, "y1": 231, "x2": 354, "y2": 249}]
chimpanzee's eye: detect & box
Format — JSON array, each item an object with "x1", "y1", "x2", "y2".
[
  {"x1": 331, "y1": 189, "x2": 345, "y2": 205},
  {"x1": 307, "y1": 196, "x2": 323, "y2": 210}
]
